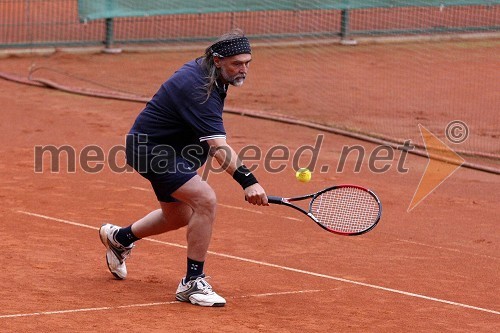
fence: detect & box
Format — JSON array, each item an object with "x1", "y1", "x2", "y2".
[{"x1": 0, "y1": 0, "x2": 499, "y2": 49}]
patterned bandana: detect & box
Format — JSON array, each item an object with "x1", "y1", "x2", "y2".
[{"x1": 210, "y1": 36, "x2": 251, "y2": 58}]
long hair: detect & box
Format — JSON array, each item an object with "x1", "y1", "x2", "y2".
[{"x1": 200, "y1": 29, "x2": 246, "y2": 102}]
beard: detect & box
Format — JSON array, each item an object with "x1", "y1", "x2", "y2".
[
  {"x1": 230, "y1": 77, "x2": 246, "y2": 87},
  {"x1": 221, "y1": 68, "x2": 246, "y2": 87}
]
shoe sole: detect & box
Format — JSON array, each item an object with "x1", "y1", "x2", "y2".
[
  {"x1": 175, "y1": 295, "x2": 226, "y2": 307},
  {"x1": 106, "y1": 253, "x2": 125, "y2": 280},
  {"x1": 99, "y1": 224, "x2": 126, "y2": 280}
]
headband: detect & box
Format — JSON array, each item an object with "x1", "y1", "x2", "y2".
[{"x1": 210, "y1": 36, "x2": 251, "y2": 58}]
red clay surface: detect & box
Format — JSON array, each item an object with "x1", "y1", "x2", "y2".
[{"x1": 0, "y1": 42, "x2": 499, "y2": 332}]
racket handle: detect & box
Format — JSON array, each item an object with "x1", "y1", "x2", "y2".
[
  {"x1": 244, "y1": 196, "x2": 283, "y2": 204},
  {"x1": 267, "y1": 196, "x2": 284, "y2": 204}
]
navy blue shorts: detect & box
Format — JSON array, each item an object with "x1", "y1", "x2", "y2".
[{"x1": 126, "y1": 138, "x2": 199, "y2": 203}]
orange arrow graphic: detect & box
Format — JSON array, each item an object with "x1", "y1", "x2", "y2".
[{"x1": 408, "y1": 124, "x2": 465, "y2": 212}]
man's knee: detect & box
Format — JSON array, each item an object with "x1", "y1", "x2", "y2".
[
  {"x1": 194, "y1": 188, "x2": 217, "y2": 214},
  {"x1": 172, "y1": 176, "x2": 217, "y2": 215}
]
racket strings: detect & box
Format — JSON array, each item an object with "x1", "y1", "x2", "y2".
[{"x1": 311, "y1": 187, "x2": 380, "y2": 234}]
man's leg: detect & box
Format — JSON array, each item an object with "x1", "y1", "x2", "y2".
[
  {"x1": 171, "y1": 175, "x2": 217, "y2": 263},
  {"x1": 99, "y1": 200, "x2": 193, "y2": 279},
  {"x1": 114, "y1": 174, "x2": 215, "y2": 279},
  {"x1": 131, "y1": 203, "x2": 193, "y2": 238},
  {"x1": 102, "y1": 175, "x2": 217, "y2": 274},
  {"x1": 170, "y1": 176, "x2": 226, "y2": 307}
]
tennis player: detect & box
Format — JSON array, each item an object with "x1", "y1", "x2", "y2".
[{"x1": 99, "y1": 29, "x2": 267, "y2": 307}]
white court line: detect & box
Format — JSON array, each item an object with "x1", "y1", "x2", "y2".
[
  {"x1": 0, "y1": 307, "x2": 113, "y2": 319},
  {"x1": 396, "y1": 239, "x2": 499, "y2": 261},
  {"x1": 218, "y1": 203, "x2": 265, "y2": 214},
  {"x1": 15, "y1": 211, "x2": 500, "y2": 316},
  {"x1": 130, "y1": 186, "x2": 150, "y2": 192},
  {"x1": 0, "y1": 289, "x2": 325, "y2": 319},
  {"x1": 240, "y1": 289, "x2": 325, "y2": 298}
]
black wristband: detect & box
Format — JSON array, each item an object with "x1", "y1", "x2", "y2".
[{"x1": 233, "y1": 165, "x2": 258, "y2": 189}]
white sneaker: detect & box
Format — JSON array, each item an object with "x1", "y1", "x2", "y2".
[
  {"x1": 175, "y1": 275, "x2": 226, "y2": 307},
  {"x1": 99, "y1": 223, "x2": 134, "y2": 280}
]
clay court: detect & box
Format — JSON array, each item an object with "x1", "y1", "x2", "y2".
[{"x1": 0, "y1": 36, "x2": 499, "y2": 332}]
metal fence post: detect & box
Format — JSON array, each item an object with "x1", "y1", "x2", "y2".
[
  {"x1": 105, "y1": 17, "x2": 114, "y2": 48},
  {"x1": 103, "y1": 0, "x2": 121, "y2": 53},
  {"x1": 103, "y1": 17, "x2": 122, "y2": 53},
  {"x1": 340, "y1": 9, "x2": 357, "y2": 45},
  {"x1": 340, "y1": 9, "x2": 349, "y2": 39}
]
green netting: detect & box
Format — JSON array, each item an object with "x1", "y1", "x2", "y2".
[{"x1": 78, "y1": 0, "x2": 500, "y2": 21}]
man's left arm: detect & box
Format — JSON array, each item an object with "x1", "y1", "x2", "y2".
[{"x1": 205, "y1": 137, "x2": 268, "y2": 206}]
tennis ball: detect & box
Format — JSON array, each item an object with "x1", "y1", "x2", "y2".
[{"x1": 295, "y1": 168, "x2": 312, "y2": 183}]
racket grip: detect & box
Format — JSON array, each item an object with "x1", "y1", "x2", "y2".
[{"x1": 267, "y1": 196, "x2": 284, "y2": 204}]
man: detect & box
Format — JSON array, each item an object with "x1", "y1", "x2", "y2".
[{"x1": 99, "y1": 29, "x2": 268, "y2": 307}]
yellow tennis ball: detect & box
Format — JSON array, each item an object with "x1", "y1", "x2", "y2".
[{"x1": 295, "y1": 168, "x2": 312, "y2": 183}]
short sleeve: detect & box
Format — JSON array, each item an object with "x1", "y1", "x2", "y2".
[{"x1": 174, "y1": 76, "x2": 226, "y2": 142}]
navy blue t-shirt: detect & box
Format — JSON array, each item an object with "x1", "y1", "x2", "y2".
[{"x1": 128, "y1": 58, "x2": 227, "y2": 167}]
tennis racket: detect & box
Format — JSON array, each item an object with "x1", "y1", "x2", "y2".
[{"x1": 268, "y1": 185, "x2": 382, "y2": 236}]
